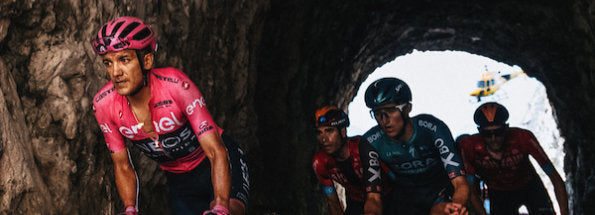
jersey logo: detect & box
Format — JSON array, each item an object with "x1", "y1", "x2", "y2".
[
  {"x1": 434, "y1": 138, "x2": 460, "y2": 168},
  {"x1": 368, "y1": 151, "x2": 381, "y2": 182},
  {"x1": 119, "y1": 123, "x2": 144, "y2": 139},
  {"x1": 182, "y1": 81, "x2": 190, "y2": 90},
  {"x1": 154, "y1": 100, "x2": 173, "y2": 109},
  {"x1": 186, "y1": 97, "x2": 206, "y2": 115},
  {"x1": 100, "y1": 123, "x2": 112, "y2": 133},
  {"x1": 367, "y1": 131, "x2": 382, "y2": 143},
  {"x1": 408, "y1": 146, "x2": 416, "y2": 157},
  {"x1": 418, "y1": 120, "x2": 437, "y2": 132},
  {"x1": 153, "y1": 112, "x2": 184, "y2": 132}
]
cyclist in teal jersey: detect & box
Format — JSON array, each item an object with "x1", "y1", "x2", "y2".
[{"x1": 362, "y1": 78, "x2": 470, "y2": 215}]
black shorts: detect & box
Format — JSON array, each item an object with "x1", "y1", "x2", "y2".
[
  {"x1": 165, "y1": 134, "x2": 250, "y2": 214},
  {"x1": 388, "y1": 181, "x2": 453, "y2": 215},
  {"x1": 489, "y1": 176, "x2": 554, "y2": 215}
]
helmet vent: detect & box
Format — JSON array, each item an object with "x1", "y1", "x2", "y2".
[
  {"x1": 119, "y1": 22, "x2": 141, "y2": 39},
  {"x1": 133, "y1": 27, "x2": 152, "y2": 40}
]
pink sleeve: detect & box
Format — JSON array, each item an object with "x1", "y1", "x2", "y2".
[
  {"x1": 93, "y1": 102, "x2": 126, "y2": 153},
  {"x1": 171, "y1": 70, "x2": 221, "y2": 139}
]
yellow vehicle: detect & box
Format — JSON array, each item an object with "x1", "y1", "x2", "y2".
[
  {"x1": 470, "y1": 71, "x2": 500, "y2": 98},
  {"x1": 470, "y1": 67, "x2": 526, "y2": 102}
]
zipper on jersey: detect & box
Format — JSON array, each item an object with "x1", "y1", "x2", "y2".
[{"x1": 127, "y1": 99, "x2": 174, "y2": 160}]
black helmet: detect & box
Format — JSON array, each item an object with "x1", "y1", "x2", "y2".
[
  {"x1": 474, "y1": 102, "x2": 509, "y2": 128},
  {"x1": 364, "y1": 78, "x2": 412, "y2": 108},
  {"x1": 315, "y1": 106, "x2": 350, "y2": 128}
]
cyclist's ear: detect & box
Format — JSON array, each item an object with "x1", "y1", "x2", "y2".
[
  {"x1": 340, "y1": 127, "x2": 347, "y2": 139},
  {"x1": 142, "y1": 52, "x2": 154, "y2": 70}
]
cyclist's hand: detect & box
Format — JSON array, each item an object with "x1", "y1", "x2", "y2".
[
  {"x1": 202, "y1": 205, "x2": 229, "y2": 215},
  {"x1": 119, "y1": 206, "x2": 138, "y2": 215},
  {"x1": 444, "y1": 202, "x2": 468, "y2": 215}
]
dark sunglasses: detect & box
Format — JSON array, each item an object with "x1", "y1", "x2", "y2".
[{"x1": 478, "y1": 125, "x2": 508, "y2": 138}]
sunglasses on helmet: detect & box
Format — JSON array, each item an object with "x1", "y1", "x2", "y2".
[
  {"x1": 91, "y1": 36, "x2": 131, "y2": 55},
  {"x1": 369, "y1": 103, "x2": 407, "y2": 120}
]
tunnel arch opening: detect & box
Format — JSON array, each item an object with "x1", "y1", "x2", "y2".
[{"x1": 346, "y1": 50, "x2": 566, "y2": 214}]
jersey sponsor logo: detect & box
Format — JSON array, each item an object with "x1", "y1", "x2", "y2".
[
  {"x1": 153, "y1": 100, "x2": 173, "y2": 109},
  {"x1": 186, "y1": 97, "x2": 207, "y2": 115},
  {"x1": 94, "y1": 87, "x2": 116, "y2": 103},
  {"x1": 368, "y1": 151, "x2": 381, "y2": 182},
  {"x1": 367, "y1": 131, "x2": 382, "y2": 143},
  {"x1": 418, "y1": 120, "x2": 437, "y2": 132},
  {"x1": 153, "y1": 112, "x2": 185, "y2": 133},
  {"x1": 434, "y1": 138, "x2": 460, "y2": 168},
  {"x1": 119, "y1": 123, "x2": 144, "y2": 139},
  {"x1": 133, "y1": 124, "x2": 199, "y2": 162},
  {"x1": 100, "y1": 123, "x2": 112, "y2": 133},
  {"x1": 199, "y1": 121, "x2": 209, "y2": 130},
  {"x1": 239, "y1": 156, "x2": 250, "y2": 194},
  {"x1": 392, "y1": 157, "x2": 437, "y2": 172},
  {"x1": 196, "y1": 125, "x2": 214, "y2": 136},
  {"x1": 153, "y1": 73, "x2": 179, "y2": 83}
]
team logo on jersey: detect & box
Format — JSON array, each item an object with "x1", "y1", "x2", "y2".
[
  {"x1": 118, "y1": 110, "x2": 123, "y2": 119},
  {"x1": 94, "y1": 87, "x2": 115, "y2": 103},
  {"x1": 368, "y1": 151, "x2": 381, "y2": 182},
  {"x1": 186, "y1": 97, "x2": 206, "y2": 115},
  {"x1": 182, "y1": 81, "x2": 190, "y2": 90},
  {"x1": 153, "y1": 73, "x2": 179, "y2": 83},
  {"x1": 199, "y1": 121, "x2": 209, "y2": 130},
  {"x1": 367, "y1": 131, "x2": 382, "y2": 143},
  {"x1": 100, "y1": 123, "x2": 112, "y2": 133},
  {"x1": 154, "y1": 100, "x2": 173, "y2": 109},
  {"x1": 418, "y1": 120, "x2": 437, "y2": 132},
  {"x1": 434, "y1": 138, "x2": 460, "y2": 168}
]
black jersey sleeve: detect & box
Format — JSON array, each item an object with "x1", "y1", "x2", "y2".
[
  {"x1": 433, "y1": 118, "x2": 466, "y2": 180},
  {"x1": 359, "y1": 138, "x2": 383, "y2": 193}
]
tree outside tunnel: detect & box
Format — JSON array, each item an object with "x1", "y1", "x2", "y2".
[{"x1": 347, "y1": 50, "x2": 566, "y2": 214}]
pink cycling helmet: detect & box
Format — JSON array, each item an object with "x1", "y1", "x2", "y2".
[{"x1": 91, "y1": 16, "x2": 157, "y2": 55}]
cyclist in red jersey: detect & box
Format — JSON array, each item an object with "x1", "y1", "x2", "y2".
[
  {"x1": 458, "y1": 102, "x2": 569, "y2": 215},
  {"x1": 312, "y1": 106, "x2": 395, "y2": 215},
  {"x1": 91, "y1": 17, "x2": 248, "y2": 215}
]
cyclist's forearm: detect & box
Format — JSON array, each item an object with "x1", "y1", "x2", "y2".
[
  {"x1": 210, "y1": 148, "x2": 231, "y2": 208},
  {"x1": 115, "y1": 163, "x2": 138, "y2": 207}
]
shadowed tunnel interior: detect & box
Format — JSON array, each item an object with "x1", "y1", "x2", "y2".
[{"x1": 0, "y1": 0, "x2": 593, "y2": 214}]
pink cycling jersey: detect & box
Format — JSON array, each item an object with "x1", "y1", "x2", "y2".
[{"x1": 93, "y1": 67, "x2": 222, "y2": 173}]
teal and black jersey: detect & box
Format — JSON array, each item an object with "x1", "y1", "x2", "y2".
[{"x1": 362, "y1": 114, "x2": 465, "y2": 187}]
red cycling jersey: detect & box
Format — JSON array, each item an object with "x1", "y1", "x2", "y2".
[
  {"x1": 93, "y1": 67, "x2": 222, "y2": 173},
  {"x1": 312, "y1": 136, "x2": 392, "y2": 202},
  {"x1": 458, "y1": 127, "x2": 553, "y2": 191}
]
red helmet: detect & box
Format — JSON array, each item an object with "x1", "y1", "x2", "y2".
[
  {"x1": 91, "y1": 16, "x2": 157, "y2": 55},
  {"x1": 315, "y1": 106, "x2": 350, "y2": 128},
  {"x1": 474, "y1": 102, "x2": 509, "y2": 128}
]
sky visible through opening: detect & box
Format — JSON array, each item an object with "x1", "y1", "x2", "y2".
[{"x1": 347, "y1": 50, "x2": 565, "y2": 214}]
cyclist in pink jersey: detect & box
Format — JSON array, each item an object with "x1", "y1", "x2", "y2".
[{"x1": 91, "y1": 16, "x2": 248, "y2": 215}]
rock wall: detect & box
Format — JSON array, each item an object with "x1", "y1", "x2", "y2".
[{"x1": 0, "y1": 0, "x2": 594, "y2": 214}]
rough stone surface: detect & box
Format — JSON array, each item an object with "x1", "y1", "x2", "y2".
[{"x1": 0, "y1": 0, "x2": 594, "y2": 214}]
